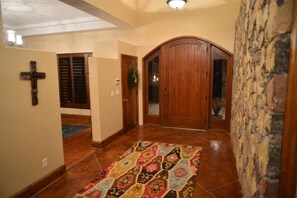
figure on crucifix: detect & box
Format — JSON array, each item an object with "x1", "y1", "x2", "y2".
[{"x1": 20, "y1": 61, "x2": 46, "y2": 106}]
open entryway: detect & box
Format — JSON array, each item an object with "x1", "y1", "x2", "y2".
[{"x1": 57, "y1": 52, "x2": 93, "y2": 169}]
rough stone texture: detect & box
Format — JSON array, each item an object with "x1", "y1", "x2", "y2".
[
  {"x1": 231, "y1": 0, "x2": 293, "y2": 197},
  {"x1": 267, "y1": 75, "x2": 288, "y2": 112}
]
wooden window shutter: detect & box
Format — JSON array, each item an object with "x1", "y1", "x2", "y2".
[
  {"x1": 57, "y1": 53, "x2": 91, "y2": 109},
  {"x1": 58, "y1": 55, "x2": 73, "y2": 104}
]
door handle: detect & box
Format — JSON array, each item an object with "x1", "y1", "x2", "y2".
[
  {"x1": 123, "y1": 98, "x2": 128, "y2": 102},
  {"x1": 164, "y1": 88, "x2": 168, "y2": 95}
]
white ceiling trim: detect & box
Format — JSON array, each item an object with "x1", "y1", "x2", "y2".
[
  {"x1": 60, "y1": 0, "x2": 134, "y2": 29},
  {"x1": 1, "y1": 0, "x2": 118, "y2": 36},
  {"x1": 3, "y1": 17, "x2": 116, "y2": 36}
]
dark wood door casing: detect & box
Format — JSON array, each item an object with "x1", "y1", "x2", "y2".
[
  {"x1": 143, "y1": 50, "x2": 161, "y2": 125},
  {"x1": 278, "y1": 0, "x2": 297, "y2": 196},
  {"x1": 57, "y1": 52, "x2": 92, "y2": 109},
  {"x1": 121, "y1": 54, "x2": 138, "y2": 130},
  {"x1": 208, "y1": 46, "x2": 233, "y2": 130},
  {"x1": 143, "y1": 36, "x2": 233, "y2": 130}
]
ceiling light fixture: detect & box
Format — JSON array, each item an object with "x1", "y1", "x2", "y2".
[
  {"x1": 7, "y1": 30, "x2": 16, "y2": 44},
  {"x1": 16, "y1": 35, "x2": 23, "y2": 46},
  {"x1": 6, "y1": 30, "x2": 23, "y2": 47},
  {"x1": 167, "y1": 0, "x2": 188, "y2": 9}
]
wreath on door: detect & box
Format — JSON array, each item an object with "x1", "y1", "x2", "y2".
[{"x1": 128, "y1": 66, "x2": 139, "y2": 88}]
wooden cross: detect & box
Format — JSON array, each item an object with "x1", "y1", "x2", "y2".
[{"x1": 20, "y1": 61, "x2": 46, "y2": 106}]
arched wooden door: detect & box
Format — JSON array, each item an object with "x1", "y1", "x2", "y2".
[
  {"x1": 162, "y1": 38, "x2": 209, "y2": 129},
  {"x1": 143, "y1": 36, "x2": 232, "y2": 131}
]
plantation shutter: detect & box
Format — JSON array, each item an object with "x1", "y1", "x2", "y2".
[
  {"x1": 58, "y1": 56, "x2": 73, "y2": 104},
  {"x1": 73, "y1": 56, "x2": 87, "y2": 104},
  {"x1": 57, "y1": 53, "x2": 91, "y2": 109}
]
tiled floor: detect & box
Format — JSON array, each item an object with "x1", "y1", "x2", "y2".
[{"x1": 35, "y1": 125, "x2": 242, "y2": 198}]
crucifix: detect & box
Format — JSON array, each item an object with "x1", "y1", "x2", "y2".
[{"x1": 20, "y1": 61, "x2": 46, "y2": 106}]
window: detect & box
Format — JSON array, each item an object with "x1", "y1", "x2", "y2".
[{"x1": 57, "y1": 53, "x2": 92, "y2": 109}]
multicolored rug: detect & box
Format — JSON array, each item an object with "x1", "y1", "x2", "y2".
[{"x1": 74, "y1": 140, "x2": 202, "y2": 198}]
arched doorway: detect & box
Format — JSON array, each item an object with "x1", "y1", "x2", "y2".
[{"x1": 143, "y1": 36, "x2": 233, "y2": 131}]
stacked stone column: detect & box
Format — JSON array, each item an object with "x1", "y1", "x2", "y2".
[{"x1": 231, "y1": 0, "x2": 292, "y2": 197}]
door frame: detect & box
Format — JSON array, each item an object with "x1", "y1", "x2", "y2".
[
  {"x1": 143, "y1": 49, "x2": 162, "y2": 125},
  {"x1": 121, "y1": 54, "x2": 139, "y2": 131},
  {"x1": 208, "y1": 46, "x2": 233, "y2": 130},
  {"x1": 278, "y1": 0, "x2": 297, "y2": 196},
  {"x1": 142, "y1": 36, "x2": 233, "y2": 130}
]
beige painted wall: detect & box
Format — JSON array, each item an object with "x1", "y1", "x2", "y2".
[
  {"x1": 0, "y1": 1, "x2": 4, "y2": 48},
  {"x1": 0, "y1": 47, "x2": 64, "y2": 197},
  {"x1": 24, "y1": 1, "x2": 239, "y2": 52},
  {"x1": 24, "y1": 2, "x2": 239, "y2": 124},
  {"x1": 22, "y1": 1, "x2": 240, "y2": 137},
  {"x1": 98, "y1": 58, "x2": 122, "y2": 140},
  {"x1": 89, "y1": 57, "x2": 122, "y2": 141},
  {"x1": 90, "y1": 41, "x2": 136, "y2": 142},
  {"x1": 84, "y1": 0, "x2": 137, "y2": 27}
]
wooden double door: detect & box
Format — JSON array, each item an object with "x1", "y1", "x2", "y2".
[
  {"x1": 144, "y1": 37, "x2": 232, "y2": 130},
  {"x1": 163, "y1": 38, "x2": 208, "y2": 129}
]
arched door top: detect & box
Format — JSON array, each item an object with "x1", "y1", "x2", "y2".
[{"x1": 143, "y1": 36, "x2": 232, "y2": 60}]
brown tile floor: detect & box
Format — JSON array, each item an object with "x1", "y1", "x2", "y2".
[
  {"x1": 63, "y1": 128, "x2": 94, "y2": 169},
  {"x1": 35, "y1": 125, "x2": 242, "y2": 198}
]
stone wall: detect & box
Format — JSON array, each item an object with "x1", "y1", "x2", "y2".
[{"x1": 231, "y1": 0, "x2": 292, "y2": 197}]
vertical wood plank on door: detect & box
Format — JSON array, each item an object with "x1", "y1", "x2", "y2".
[{"x1": 163, "y1": 39, "x2": 208, "y2": 129}]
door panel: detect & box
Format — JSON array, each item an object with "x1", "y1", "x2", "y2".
[
  {"x1": 121, "y1": 55, "x2": 138, "y2": 130},
  {"x1": 208, "y1": 46, "x2": 232, "y2": 130},
  {"x1": 162, "y1": 39, "x2": 208, "y2": 129},
  {"x1": 144, "y1": 50, "x2": 161, "y2": 124}
]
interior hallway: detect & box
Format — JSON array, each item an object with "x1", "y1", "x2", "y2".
[
  {"x1": 35, "y1": 126, "x2": 242, "y2": 197},
  {"x1": 61, "y1": 115, "x2": 93, "y2": 169}
]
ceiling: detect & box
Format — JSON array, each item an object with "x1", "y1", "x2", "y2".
[
  {"x1": 126, "y1": 0, "x2": 230, "y2": 12},
  {"x1": 0, "y1": 0, "x2": 116, "y2": 36},
  {"x1": 1, "y1": 0, "x2": 238, "y2": 36}
]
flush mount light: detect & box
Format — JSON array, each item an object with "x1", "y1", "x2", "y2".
[
  {"x1": 7, "y1": 30, "x2": 16, "y2": 43},
  {"x1": 16, "y1": 35, "x2": 23, "y2": 46},
  {"x1": 6, "y1": 30, "x2": 23, "y2": 47},
  {"x1": 167, "y1": 0, "x2": 188, "y2": 9}
]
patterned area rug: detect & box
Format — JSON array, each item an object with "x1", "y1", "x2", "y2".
[
  {"x1": 74, "y1": 140, "x2": 202, "y2": 198},
  {"x1": 62, "y1": 124, "x2": 90, "y2": 139}
]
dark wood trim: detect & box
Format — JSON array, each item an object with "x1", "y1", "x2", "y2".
[
  {"x1": 205, "y1": 43, "x2": 212, "y2": 129},
  {"x1": 142, "y1": 35, "x2": 233, "y2": 61},
  {"x1": 208, "y1": 46, "x2": 233, "y2": 131},
  {"x1": 84, "y1": 53, "x2": 91, "y2": 109},
  {"x1": 61, "y1": 114, "x2": 91, "y2": 125},
  {"x1": 92, "y1": 127, "x2": 134, "y2": 149},
  {"x1": 278, "y1": 1, "x2": 297, "y2": 197},
  {"x1": 160, "y1": 38, "x2": 209, "y2": 129},
  {"x1": 143, "y1": 49, "x2": 161, "y2": 125},
  {"x1": 143, "y1": 37, "x2": 232, "y2": 130},
  {"x1": 228, "y1": 55, "x2": 234, "y2": 130},
  {"x1": 57, "y1": 52, "x2": 92, "y2": 109},
  {"x1": 121, "y1": 54, "x2": 139, "y2": 129},
  {"x1": 11, "y1": 165, "x2": 66, "y2": 198}
]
